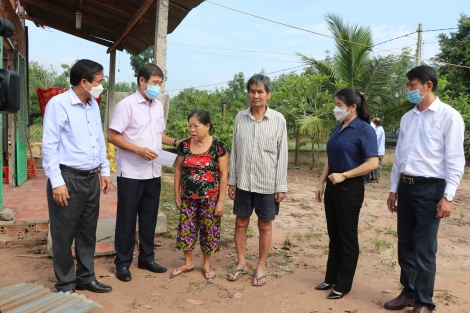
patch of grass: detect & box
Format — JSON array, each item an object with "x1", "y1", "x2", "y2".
[
  {"x1": 145, "y1": 274, "x2": 156, "y2": 279},
  {"x1": 385, "y1": 225, "x2": 397, "y2": 237},
  {"x1": 47, "y1": 276, "x2": 57, "y2": 283},
  {"x1": 398, "y1": 282, "x2": 404, "y2": 290},
  {"x1": 190, "y1": 279, "x2": 199, "y2": 288},
  {"x1": 310, "y1": 244, "x2": 319, "y2": 249},
  {"x1": 374, "y1": 237, "x2": 392, "y2": 251},
  {"x1": 375, "y1": 228, "x2": 383, "y2": 236},
  {"x1": 293, "y1": 232, "x2": 303, "y2": 242},
  {"x1": 247, "y1": 226, "x2": 255, "y2": 238},
  {"x1": 460, "y1": 210, "x2": 465, "y2": 221},
  {"x1": 283, "y1": 233, "x2": 292, "y2": 247}
]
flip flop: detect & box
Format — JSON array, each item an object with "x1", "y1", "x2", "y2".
[
  {"x1": 226, "y1": 268, "x2": 248, "y2": 281},
  {"x1": 203, "y1": 267, "x2": 216, "y2": 280},
  {"x1": 170, "y1": 266, "x2": 194, "y2": 278},
  {"x1": 251, "y1": 274, "x2": 267, "y2": 287}
]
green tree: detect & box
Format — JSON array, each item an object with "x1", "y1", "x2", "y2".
[
  {"x1": 129, "y1": 46, "x2": 154, "y2": 77},
  {"x1": 271, "y1": 72, "x2": 334, "y2": 167},
  {"x1": 299, "y1": 13, "x2": 394, "y2": 115},
  {"x1": 434, "y1": 13, "x2": 470, "y2": 99}
]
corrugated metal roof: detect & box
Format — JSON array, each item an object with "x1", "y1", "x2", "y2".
[
  {"x1": 18, "y1": 0, "x2": 204, "y2": 55},
  {"x1": 0, "y1": 283, "x2": 102, "y2": 313}
]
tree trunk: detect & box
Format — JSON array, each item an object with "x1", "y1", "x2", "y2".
[
  {"x1": 310, "y1": 135, "x2": 315, "y2": 170},
  {"x1": 295, "y1": 129, "x2": 300, "y2": 166}
]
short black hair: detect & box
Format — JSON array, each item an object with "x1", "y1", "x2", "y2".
[
  {"x1": 137, "y1": 63, "x2": 164, "y2": 85},
  {"x1": 246, "y1": 74, "x2": 272, "y2": 93},
  {"x1": 188, "y1": 110, "x2": 213, "y2": 131},
  {"x1": 69, "y1": 59, "x2": 103, "y2": 86},
  {"x1": 406, "y1": 65, "x2": 438, "y2": 91},
  {"x1": 373, "y1": 118, "x2": 382, "y2": 127}
]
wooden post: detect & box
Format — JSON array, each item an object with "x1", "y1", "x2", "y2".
[
  {"x1": 416, "y1": 23, "x2": 422, "y2": 66},
  {"x1": 105, "y1": 50, "x2": 116, "y2": 132}
]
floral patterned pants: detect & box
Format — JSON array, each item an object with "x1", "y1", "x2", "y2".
[{"x1": 176, "y1": 195, "x2": 221, "y2": 254}]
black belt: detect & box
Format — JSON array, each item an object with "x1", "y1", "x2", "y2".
[
  {"x1": 401, "y1": 174, "x2": 443, "y2": 185},
  {"x1": 60, "y1": 164, "x2": 99, "y2": 177}
]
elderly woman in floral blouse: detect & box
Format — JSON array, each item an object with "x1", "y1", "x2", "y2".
[{"x1": 171, "y1": 110, "x2": 229, "y2": 280}]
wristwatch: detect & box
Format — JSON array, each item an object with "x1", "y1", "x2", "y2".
[
  {"x1": 173, "y1": 139, "x2": 177, "y2": 147},
  {"x1": 443, "y1": 193, "x2": 454, "y2": 202},
  {"x1": 342, "y1": 171, "x2": 349, "y2": 179}
]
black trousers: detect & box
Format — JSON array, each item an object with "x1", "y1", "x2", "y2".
[
  {"x1": 323, "y1": 176, "x2": 364, "y2": 293},
  {"x1": 397, "y1": 179, "x2": 445, "y2": 311},
  {"x1": 114, "y1": 176, "x2": 161, "y2": 268},
  {"x1": 47, "y1": 170, "x2": 100, "y2": 292}
]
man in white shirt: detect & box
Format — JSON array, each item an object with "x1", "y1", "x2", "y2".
[
  {"x1": 370, "y1": 118, "x2": 385, "y2": 183},
  {"x1": 384, "y1": 66, "x2": 465, "y2": 313},
  {"x1": 42, "y1": 59, "x2": 112, "y2": 293},
  {"x1": 108, "y1": 64, "x2": 181, "y2": 282}
]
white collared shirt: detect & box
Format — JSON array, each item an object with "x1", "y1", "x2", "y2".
[
  {"x1": 390, "y1": 97, "x2": 465, "y2": 196},
  {"x1": 109, "y1": 91, "x2": 166, "y2": 179},
  {"x1": 42, "y1": 89, "x2": 110, "y2": 188}
]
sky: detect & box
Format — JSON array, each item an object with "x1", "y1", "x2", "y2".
[{"x1": 26, "y1": 0, "x2": 468, "y2": 97}]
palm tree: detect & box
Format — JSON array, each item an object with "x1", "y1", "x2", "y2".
[{"x1": 298, "y1": 13, "x2": 394, "y2": 114}]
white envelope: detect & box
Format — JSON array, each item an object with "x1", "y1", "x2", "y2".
[{"x1": 151, "y1": 149, "x2": 177, "y2": 167}]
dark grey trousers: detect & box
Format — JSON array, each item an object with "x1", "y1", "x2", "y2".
[{"x1": 47, "y1": 170, "x2": 100, "y2": 292}]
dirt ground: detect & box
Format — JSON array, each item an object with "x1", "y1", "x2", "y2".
[{"x1": 1, "y1": 166, "x2": 470, "y2": 313}]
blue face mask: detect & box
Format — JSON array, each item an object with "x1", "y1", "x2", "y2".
[
  {"x1": 407, "y1": 84, "x2": 427, "y2": 104},
  {"x1": 144, "y1": 84, "x2": 161, "y2": 99}
]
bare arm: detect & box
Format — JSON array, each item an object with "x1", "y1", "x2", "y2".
[
  {"x1": 173, "y1": 156, "x2": 184, "y2": 209},
  {"x1": 315, "y1": 159, "x2": 329, "y2": 202},
  {"x1": 215, "y1": 154, "x2": 229, "y2": 216}
]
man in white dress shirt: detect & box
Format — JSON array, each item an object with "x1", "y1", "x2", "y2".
[
  {"x1": 384, "y1": 66, "x2": 465, "y2": 313},
  {"x1": 42, "y1": 59, "x2": 112, "y2": 293}
]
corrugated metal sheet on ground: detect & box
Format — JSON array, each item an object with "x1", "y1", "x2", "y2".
[{"x1": 0, "y1": 283, "x2": 102, "y2": 312}]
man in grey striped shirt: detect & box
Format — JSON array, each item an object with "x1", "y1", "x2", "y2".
[{"x1": 226, "y1": 74, "x2": 288, "y2": 287}]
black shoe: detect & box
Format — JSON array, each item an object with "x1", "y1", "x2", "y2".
[
  {"x1": 116, "y1": 267, "x2": 132, "y2": 282},
  {"x1": 76, "y1": 280, "x2": 112, "y2": 293},
  {"x1": 327, "y1": 290, "x2": 345, "y2": 299},
  {"x1": 315, "y1": 283, "x2": 332, "y2": 290},
  {"x1": 138, "y1": 260, "x2": 167, "y2": 273}
]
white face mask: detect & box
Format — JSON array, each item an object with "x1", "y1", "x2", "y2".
[
  {"x1": 85, "y1": 81, "x2": 104, "y2": 99},
  {"x1": 333, "y1": 106, "x2": 350, "y2": 121}
]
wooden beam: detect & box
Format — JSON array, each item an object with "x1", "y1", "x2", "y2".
[
  {"x1": 169, "y1": 1, "x2": 188, "y2": 13},
  {"x1": 17, "y1": 12, "x2": 124, "y2": 49},
  {"x1": 21, "y1": 0, "x2": 120, "y2": 35},
  {"x1": 107, "y1": 0, "x2": 155, "y2": 53},
  {"x1": 92, "y1": 0, "x2": 149, "y2": 22}
]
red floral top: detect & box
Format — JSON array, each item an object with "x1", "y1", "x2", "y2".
[{"x1": 177, "y1": 138, "x2": 227, "y2": 199}]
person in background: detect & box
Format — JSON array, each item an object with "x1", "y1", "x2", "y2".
[
  {"x1": 384, "y1": 66, "x2": 465, "y2": 313},
  {"x1": 108, "y1": 63, "x2": 182, "y2": 282},
  {"x1": 171, "y1": 110, "x2": 229, "y2": 280},
  {"x1": 315, "y1": 87, "x2": 378, "y2": 299},
  {"x1": 42, "y1": 59, "x2": 112, "y2": 293},
  {"x1": 370, "y1": 118, "x2": 385, "y2": 183},
  {"x1": 226, "y1": 74, "x2": 288, "y2": 287}
]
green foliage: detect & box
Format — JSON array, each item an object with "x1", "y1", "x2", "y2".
[
  {"x1": 129, "y1": 46, "x2": 154, "y2": 77},
  {"x1": 299, "y1": 13, "x2": 395, "y2": 110},
  {"x1": 165, "y1": 73, "x2": 248, "y2": 150},
  {"x1": 28, "y1": 62, "x2": 70, "y2": 124},
  {"x1": 434, "y1": 14, "x2": 470, "y2": 99}
]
